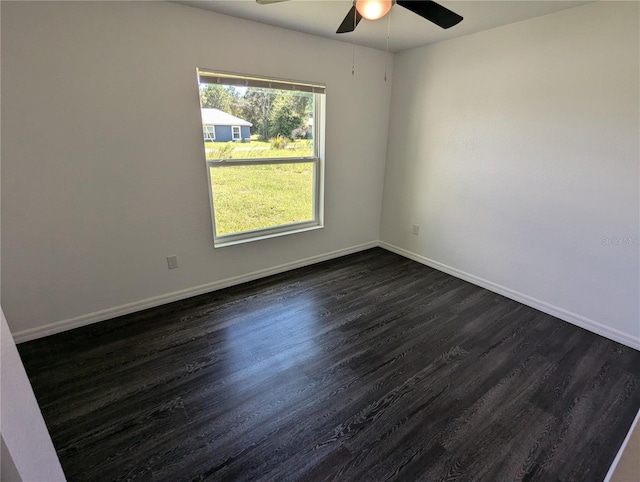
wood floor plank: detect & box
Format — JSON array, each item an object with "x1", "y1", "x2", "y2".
[{"x1": 17, "y1": 248, "x2": 640, "y2": 481}]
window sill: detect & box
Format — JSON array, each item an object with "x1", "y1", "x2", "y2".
[{"x1": 214, "y1": 224, "x2": 323, "y2": 248}]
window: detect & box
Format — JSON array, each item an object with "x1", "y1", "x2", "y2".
[
  {"x1": 197, "y1": 69, "x2": 325, "y2": 247},
  {"x1": 203, "y1": 125, "x2": 215, "y2": 142}
]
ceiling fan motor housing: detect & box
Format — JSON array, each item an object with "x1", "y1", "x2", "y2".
[{"x1": 356, "y1": 0, "x2": 394, "y2": 21}]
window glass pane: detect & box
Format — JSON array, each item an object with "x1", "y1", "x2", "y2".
[
  {"x1": 209, "y1": 163, "x2": 314, "y2": 236},
  {"x1": 197, "y1": 70, "x2": 323, "y2": 245},
  {"x1": 199, "y1": 83, "x2": 314, "y2": 159}
]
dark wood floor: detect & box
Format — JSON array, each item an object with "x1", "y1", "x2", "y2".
[{"x1": 18, "y1": 248, "x2": 640, "y2": 481}]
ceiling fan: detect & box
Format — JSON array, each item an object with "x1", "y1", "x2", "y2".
[{"x1": 256, "y1": 0, "x2": 463, "y2": 34}]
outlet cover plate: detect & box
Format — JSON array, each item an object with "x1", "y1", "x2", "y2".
[{"x1": 167, "y1": 256, "x2": 178, "y2": 269}]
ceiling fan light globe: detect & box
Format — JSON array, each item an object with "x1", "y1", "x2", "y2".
[{"x1": 355, "y1": 0, "x2": 393, "y2": 21}]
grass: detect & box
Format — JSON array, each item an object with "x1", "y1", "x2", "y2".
[
  {"x1": 209, "y1": 162, "x2": 314, "y2": 236},
  {"x1": 205, "y1": 139, "x2": 313, "y2": 160},
  {"x1": 206, "y1": 140, "x2": 315, "y2": 235}
]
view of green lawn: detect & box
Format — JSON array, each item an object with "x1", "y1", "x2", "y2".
[
  {"x1": 209, "y1": 162, "x2": 314, "y2": 236},
  {"x1": 199, "y1": 80, "x2": 319, "y2": 238},
  {"x1": 205, "y1": 139, "x2": 313, "y2": 160}
]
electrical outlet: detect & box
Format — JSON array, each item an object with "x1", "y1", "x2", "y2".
[
  {"x1": 412, "y1": 225, "x2": 420, "y2": 235},
  {"x1": 167, "y1": 256, "x2": 178, "y2": 270}
]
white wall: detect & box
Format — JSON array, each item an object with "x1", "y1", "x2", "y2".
[
  {"x1": 1, "y1": 436, "x2": 23, "y2": 482},
  {"x1": 0, "y1": 1, "x2": 392, "y2": 338},
  {"x1": 3, "y1": 1, "x2": 638, "y2": 350},
  {"x1": 2, "y1": 5, "x2": 64, "y2": 480},
  {"x1": 380, "y1": 1, "x2": 639, "y2": 348},
  {"x1": 1, "y1": 308, "x2": 66, "y2": 481}
]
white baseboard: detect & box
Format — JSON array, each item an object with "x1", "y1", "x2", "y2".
[
  {"x1": 603, "y1": 408, "x2": 640, "y2": 482},
  {"x1": 14, "y1": 240, "x2": 640, "y2": 351},
  {"x1": 13, "y1": 241, "x2": 378, "y2": 343},
  {"x1": 379, "y1": 241, "x2": 640, "y2": 351}
]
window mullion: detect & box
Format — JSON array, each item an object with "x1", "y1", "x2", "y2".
[{"x1": 207, "y1": 157, "x2": 318, "y2": 167}]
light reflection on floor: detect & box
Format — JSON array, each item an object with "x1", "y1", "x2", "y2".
[{"x1": 221, "y1": 293, "x2": 322, "y2": 396}]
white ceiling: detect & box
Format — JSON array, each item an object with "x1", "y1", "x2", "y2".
[{"x1": 176, "y1": 0, "x2": 592, "y2": 52}]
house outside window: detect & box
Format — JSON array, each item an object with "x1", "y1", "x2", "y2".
[{"x1": 197, "y1": 69, "x2": 325, "y2": 247}]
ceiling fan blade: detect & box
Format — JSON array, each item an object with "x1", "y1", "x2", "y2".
[
  {"x1": 336, "y1": 5, "x2": 363, "y2": 34},
  {"x1": 396, "y1": 0, "x2": 463, "y2": 29},
  {"x1": 256, "y1": 0, "x2": 289, "y2": 4}
]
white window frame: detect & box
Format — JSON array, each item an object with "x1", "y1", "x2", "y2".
[
  {"x1": 197, "y1": 69, "x2": 326, "y2": 248},
  {"x1": 231, "y1": 125, "x2": 241, "y2": 141},
  {"x1": 203, "y1": 125, "x2": 215, "y2": 141}
]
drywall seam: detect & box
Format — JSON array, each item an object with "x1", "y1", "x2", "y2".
[
  {"x1": 13, "y1": 241, "x2": 377, "y2": 343},
  {"x1": 379, "y1": 242, "x2": 640, "y2": 351}
]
